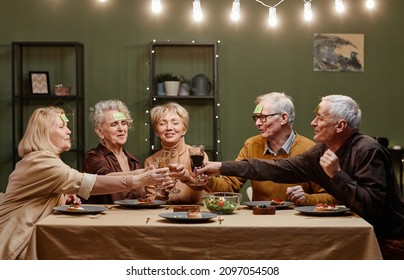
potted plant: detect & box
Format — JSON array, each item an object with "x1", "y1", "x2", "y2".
[{"x1": 155, "y1": 73, "x2": 180, "y2": 96}]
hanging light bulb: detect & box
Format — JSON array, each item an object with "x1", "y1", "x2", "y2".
[
  {"x1": 366, "y1": 0, "x2": 375, "y2": 9},
  {"x1": 268, "y1": 7, "x2": 278, "y2": 27},
  {"x1": 303, "y1": 2, "x2": 313, "y2": 21},
  {"x1": 193, "y1": 0, "x2": 203, "y2": 22},
  {"x1": 151, "y1": 0, "x2": 162, "y2": 13},
  {"x1": 97, "y1": 0, "x2": 107, "y2": 3},
  {"x1": 230, "y1": 0, "x2": 241, "y2": 21},
  {"x1": 335, "y1": 0, "x2": 345, "y2": 13}
]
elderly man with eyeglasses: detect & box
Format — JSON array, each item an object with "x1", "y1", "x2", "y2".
[
  {"x1": 198, "y1": 91, "x2": 336, "y2": 206},
  {"x1": 198, "y1": 94, "x2": 404, "y2": 259}
]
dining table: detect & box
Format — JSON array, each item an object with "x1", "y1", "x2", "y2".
[{"x1": 27, "y1": 202, "x2": 383, "y2": 260}]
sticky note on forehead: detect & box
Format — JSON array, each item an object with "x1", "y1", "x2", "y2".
[
  {"x1": 60, "y1": 114, "x2": 69, "y2": 123},
  {"x1": 113, "y1": 112, "x2": 126, "y2": 121},
  {"x1": 253, "y1": 104, "x2": 263, "y2": 114}
]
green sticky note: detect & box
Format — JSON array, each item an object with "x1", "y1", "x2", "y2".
[
  {"x1": 60, "y1": 113, "x2": 69, "y2": 123},
  {"x1": 253, "y1": 104, "x2": 263, "y2": 114},
  {"x1": 113, "y1": 112, "x2": 126, "y2": 121}
]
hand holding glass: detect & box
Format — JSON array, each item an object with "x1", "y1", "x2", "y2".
[{"x1": 189, "y1": 145, "x2": 206, "y2": 184}]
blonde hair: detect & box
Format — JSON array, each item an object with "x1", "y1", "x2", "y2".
[
  {"x1": 150, "y1": 102, "x2": 189, "y2": 131},
  {"x1": 18, "y1": 106, "x2": 65, "y2": 157}
]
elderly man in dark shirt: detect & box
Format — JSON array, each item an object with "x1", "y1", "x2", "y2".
[{"x1": 199, "y1": 94, "x2": 404, "y2": 259}]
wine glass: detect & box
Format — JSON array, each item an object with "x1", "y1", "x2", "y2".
[{"x1": 189, "y1": 145, "x2": 205, "y2": 183}]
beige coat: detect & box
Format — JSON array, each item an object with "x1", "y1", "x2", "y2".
[{"x1": 0, "y1": 150, "x2": 95, "y2": 260}]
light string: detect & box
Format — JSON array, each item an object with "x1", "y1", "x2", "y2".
[{"x1": 147, "y1": 0, "x2": 377, "y2": 27}]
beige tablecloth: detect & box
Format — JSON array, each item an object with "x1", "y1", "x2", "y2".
[{"x1": 28, "y1": 205, "x2": 382, "y2": 260}]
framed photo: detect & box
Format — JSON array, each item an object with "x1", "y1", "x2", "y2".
[{"x1": 29, "y1": 71, "x2": 50, "y2": 94}]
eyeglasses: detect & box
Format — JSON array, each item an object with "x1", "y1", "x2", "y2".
[{"x1": 252, "y1": 113, "x2": 281, "y2": 123}]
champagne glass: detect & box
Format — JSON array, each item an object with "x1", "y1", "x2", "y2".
[
  {"x1": 166, "y1": 149, "x2": 181, "y2": 194},
  {"x1": 153, "y1": 150, "x2": 171, "y2": 199},
  {"x1": 189, "y1": 145, "x2": 205, "y2": 183}
]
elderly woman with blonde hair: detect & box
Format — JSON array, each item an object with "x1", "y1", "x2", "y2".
[
  {"x1": 145, "y1": 102, "x2": 208, "y2": 204},
  {"x1": 0, "y1": 106, "x2": 174, "y2": 259}
]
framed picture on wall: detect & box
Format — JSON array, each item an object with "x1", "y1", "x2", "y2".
[
  {"x1": 29, "y1": 71, "x2": 50, "y2": 94},
  {"x1": 313, "y1": 33, "x2": 364, "y2": 72}
]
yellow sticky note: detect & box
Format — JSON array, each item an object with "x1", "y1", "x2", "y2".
[
  {"x1": 113, "y1": 112, "x2": 126, "y2": 121},
  {"x1": 253, "y1": 104, "x2": 263, "y2": 114},
  {"x1": 60, "y1": 113, "x2": 69, "y2": 123}
]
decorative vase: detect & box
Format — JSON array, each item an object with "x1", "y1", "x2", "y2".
[
  {"x1": 157, "y1": 82, "x2": 165, "y2": 96},
  {"x1": 164, "y1": 81, "x2": 180, "y2": 96},
  {"x1": 178, "y1": 83, "x2": 191, "y2": 96}
]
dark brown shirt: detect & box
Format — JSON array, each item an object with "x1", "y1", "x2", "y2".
[
  {"x1": 221, "y1": 133, "x2": 404, "y2": 239},
  {"x1": 82, "y1": 144, "x2": 145, "y2": 204}
]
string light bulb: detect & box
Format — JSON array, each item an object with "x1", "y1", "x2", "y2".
[
  {"x1": 268, "y1": 7, "x2": 278, "y2": 27},
  {"x1": 335, "y1": 0, "x2": 345, "y2": 13},
  {"x1": 97, "y1": 0, "x2": 107, "y2": 3},
  {"x1": 151, "y1": 0, "x2": 162, "y2": 13},
  {"x1": 230, "y1": 0, "x2": 241, "y2": 21},
  {"x1": 366, "y1": 0, "x2": 375, "y2": 9},
  {"x1": 303, "y1": 1, "x2": 313, "y2": 21},
  {"x1": 193, "y1": 0, "x2": 203, "y2": 22}
]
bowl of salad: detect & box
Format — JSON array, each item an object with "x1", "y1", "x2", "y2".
[{"x1": 202, "y1": 192, "x2": 242, "y2": 214}]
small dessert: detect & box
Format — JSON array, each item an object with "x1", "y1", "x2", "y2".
[
  {"x1": 314, "y1": 203, "x2": 337, "y2": 212},
  {"x1": 173, "y1": 205, "x2": 200, "y2": 212},
  {"x1": 253, "y1": 204, "x2": 276, "y2": 215},
  {"x1": 137, "y1": 198, "x2": 153, "y2": 204},
  {"x1": 68, "y1": 204, "x2": 84, "y2": 211},
  {"x1": 271, "y1": 198, "x2": 285, "y2": 205},
  {"x1": 187, "y1": 211, "x2": 202, "y2": 218}
]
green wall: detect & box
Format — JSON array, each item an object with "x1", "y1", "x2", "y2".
[{"x1": 1, "y1": 0, "x2": 403, "y2": 192}]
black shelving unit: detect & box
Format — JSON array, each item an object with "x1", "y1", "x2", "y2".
[
  {"x1": 148, "y1": 41, "x2": 220, "y2": 160},
  {"x1": 11, "y1": 41, "x2": 85, "y2": 169}
]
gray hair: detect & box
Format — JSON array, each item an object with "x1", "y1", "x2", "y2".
[
  {"x1": 89, "y1": 100, "x2": 133, "y2": 129},
  {"x1": 255, "y1": 92, "x2": 296, "y2": 123},
  {"x1": 321, "y1": 95, "x2": 361, "y2": 132}
]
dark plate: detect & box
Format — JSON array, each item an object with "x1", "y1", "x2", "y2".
[
  {"x1": 242, "y1": 201, "x2": 294, "y2": 209},
  {"x1": 114, "y1": 199, "x2": 166, "y2": 209},
  {"x1": 53, "y1": 205, "x2": 108, "y2": 215},
  {"x1": 159, "y1": 211, "x2": 217, "y2": 223},
  {"x1": 295, "y1": 206, "x2": 351, "y2": 216}
]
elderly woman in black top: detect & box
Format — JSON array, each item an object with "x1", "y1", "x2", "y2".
[{"x1": 82, "y1": 100, "x2": 176, "y2": 204}]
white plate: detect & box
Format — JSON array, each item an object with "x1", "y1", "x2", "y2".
[
  {"x1": 53, "y1": 205, "x2": 108, "y2": 215},
  {"x1": 295, "y1": 206, "x2": 351, "y2": 216},
  {"x1": 159, "y1": 211, "x2": 217, "y2": 223},
  {"x1": 242, "y1": 201, "x2": 294, "y2": 209},
  {"x1": 114, "y1": 199, "x2": 166, "y2": 209}
]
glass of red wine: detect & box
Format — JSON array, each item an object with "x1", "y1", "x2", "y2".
[{"x1": 189, "y1": 145, "x2": 205, "y2": 183}]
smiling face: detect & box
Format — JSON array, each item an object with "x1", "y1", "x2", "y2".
[
  {"x1": 96, "y1": 110, "x2": 128, "y2": 150},
  {"x1": 311, "y1": 100, "x2": 338, "y2": 144},
  {"x1": 50, "y1": 113, "x2": 71, "y2": 153},
  {"x1": 155, "y1": 111, "x2": 187, "y2": 148}
]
